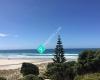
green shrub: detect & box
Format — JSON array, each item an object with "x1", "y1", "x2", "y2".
[
  {"x1": 0, "y1": 77, "x2": 6, "y2": 80},
  {"x1": 76, "y1": 50, "x2": 100, "y2": 75},
  {"x1": 20, "y1": 63, "x2": 39, "y2": 76},
  {"x1": 20, "y1": 74, "x2": 44, "y2": 80},
  {"x1": 45, "y1": 61, "x2": 76, "y2": 80}
]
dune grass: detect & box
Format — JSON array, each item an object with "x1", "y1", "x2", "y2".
[{"x1": 75, "y1": 73, "x2": 100, "y2": 80}]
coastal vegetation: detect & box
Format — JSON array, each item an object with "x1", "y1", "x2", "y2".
[
  {"x1": 0, "y1": 77, "x2": 6, "y2": 80},
  {"x1": 44, "y1": 36, "x2": 100, "y2": 80},
  {"x1": 20, "y1": 63, "x2": 44, "y2": 80},
  {"x1": 45, "y1": 49, "x2": 100, "y2": 80},
  {"x1": 19, "y1": 74, "x2": 44, "y2": 80},
  {"x1": 76, "y1": 50, "x2": 100, "y2": 75},
  {"x1": 45, "y1": 35, "x2": 76, "y2": 80},
  {"x1": 74, "y1": 73, "x2": 100, "y2": 80},
  {"x1": 20, "y1": 63, "x2": 39, "y2": 76}
]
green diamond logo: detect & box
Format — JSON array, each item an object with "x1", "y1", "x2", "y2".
[{"x1": 37, "y1": 45, "x2": 46, "y2": 54}]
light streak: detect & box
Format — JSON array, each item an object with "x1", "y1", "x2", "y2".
[{"x1": 43, "y1": 27, "x2": 62, "y2": 46}]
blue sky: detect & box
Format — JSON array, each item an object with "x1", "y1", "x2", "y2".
[{"x1": 0, "y1": 0, "x2": 100, "y2": 49}]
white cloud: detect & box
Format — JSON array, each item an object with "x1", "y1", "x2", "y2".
[
  {"x1": 0, "y1": 33, "x2": 8, "y2": 37},
  {"x1": 0, "y1": 33, "x2": 19, "y2": 38}
]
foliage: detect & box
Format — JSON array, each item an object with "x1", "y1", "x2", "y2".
[
  {"x1": 52, "y1": 35, "x2": 66, "y2": 63},
  {"x1": 20, "y1": 63, "x2": 39, "y2": 76},
  {"x1": 74, "y1": 73, "x2": 100, "y2": 80},
  {"x1": 0, "y1": 77, "x2": 6, "y2": 80},
  {"x1": 46, "y1": 49, "x2": 100, "y2": 80},
  {"x1": 20, "y1": 74, "x2": 44, "y2": 80},
  {"x1": 76, "y1": 50, "x2": 100, "y2": 75},
  {"x1": 45, "y1": 61, "x2": 76, "y2": 80}
]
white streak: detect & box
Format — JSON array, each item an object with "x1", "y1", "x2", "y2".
[{"x1": 44, "y1": 27, "x2": 62, "y2": 46}]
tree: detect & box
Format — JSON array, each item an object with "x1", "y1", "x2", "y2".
[
  {"x1": 53, "y1": 35, "x2": 66, "y2": 63},
  {"x1": 20, "y1": 63, "x2": 39, "y2": 76}
]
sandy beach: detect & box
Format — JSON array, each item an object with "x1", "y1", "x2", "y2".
[
  {"x1": 0, "y1": 58, "x2": 52, "y2": 70},
  {"x1": 0, "y1": 56, "x2": 78, "y2": 70}
]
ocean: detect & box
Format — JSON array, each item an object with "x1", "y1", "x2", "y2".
[{"x1": 0, "y1": 48, "x2": 98, "y2": 59}]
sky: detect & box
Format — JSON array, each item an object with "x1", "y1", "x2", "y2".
[{"x1": 0, "y1": 0, "x2": 100, "y2": 49}]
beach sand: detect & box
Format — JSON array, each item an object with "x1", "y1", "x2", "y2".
[
  {"x1": 0, "y1": 57, "x2": 77, "y2": 70},
  {"x1": 0, "y1": 58, "x2": 52, "y2": 70}
]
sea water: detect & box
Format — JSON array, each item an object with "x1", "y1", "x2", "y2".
[{"x1": 0, "y1": 48, "x2": 97, "y2": 59}]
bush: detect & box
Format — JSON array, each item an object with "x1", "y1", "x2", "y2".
[
  {"x1": 76, "y1": 50, "x2": 100, "y2": 75},
  {"x1": 45, "y1": 61, "x2": 76, "y2": 80},
  {"x1": 20, "y1": 63, "x2": 39, "y2": 76},
  {"x1": 20, "y1": 74, "x2": 44, "y2": 80},
  {"x1": 0, "y1": 77, "x2": 6, "y2": 80},
  {"x1": 74, "y1": 73, "x2": 100, "y2": 80}
]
